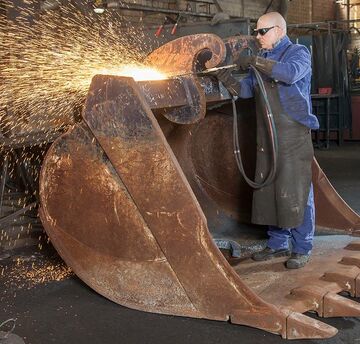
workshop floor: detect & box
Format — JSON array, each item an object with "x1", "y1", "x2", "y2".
[{"x1": 1, "y1": 141, "x2": 360, "y2": 344}]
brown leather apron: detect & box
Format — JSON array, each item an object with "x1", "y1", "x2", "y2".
[{"x1": 251, "y1": 79, "x2": 313, "y2": 228}]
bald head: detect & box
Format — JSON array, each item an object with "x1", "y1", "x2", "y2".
[
  {"x1": 258, "y1": 12, "x2": 287, "y2": 34},
  {"x1": 255, "y1": 12, "x2": 287, "y2": 50}
]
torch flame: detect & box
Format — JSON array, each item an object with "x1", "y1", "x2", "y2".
[{"x1": 96, "y1": 64, "x2": 167, "y2": 81}]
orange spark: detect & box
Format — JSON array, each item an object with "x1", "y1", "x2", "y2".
[{"x1": 96, "y1": 64, "x2": 167, "y2": 81}]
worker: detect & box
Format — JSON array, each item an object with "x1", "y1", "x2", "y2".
[{"x1": 214, "y1": 12, "x2": 319, "y2": 269}]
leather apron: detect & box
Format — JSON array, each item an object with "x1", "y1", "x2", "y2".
[{"x1": 251, "y1": 77, "x2": 314, "y2": 229}]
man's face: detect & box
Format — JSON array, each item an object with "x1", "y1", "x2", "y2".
[{"x1": 255, "y1": 19, "x2": 283, "y2": 50}]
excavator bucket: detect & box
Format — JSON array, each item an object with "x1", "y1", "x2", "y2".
[{"x1": 39, "y1": 34, "x2": 360, "y2": 339}]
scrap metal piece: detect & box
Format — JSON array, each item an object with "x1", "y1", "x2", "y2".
[
  {"x1": 0, "y1": 332, "x2": 25, "y2": 344},
  {"x1": 213, "y1": 239, "x2": 242, "y2": 258},
  {"x1": 0, "y1": 319, "x2": 24, "y2": 344}
]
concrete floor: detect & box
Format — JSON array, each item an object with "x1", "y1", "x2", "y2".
[{"x1": 1, "y1": 142, "x2": 360, "y2": 344}]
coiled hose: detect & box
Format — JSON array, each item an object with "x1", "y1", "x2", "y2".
[{"x1": 232, "y1": 65, "x2": 279, "y2": 189}]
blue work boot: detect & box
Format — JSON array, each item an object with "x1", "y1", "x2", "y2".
[
  {"x1": 252, "y1": 247, "x2": 290, "y2": 261},
  {"x1": 286, "y1": 252, "x2": 310, "y2": 269}
]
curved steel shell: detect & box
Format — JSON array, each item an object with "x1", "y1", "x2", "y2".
[{"x1": 39, "y1": 34, "x2": 360, "y2": 339}]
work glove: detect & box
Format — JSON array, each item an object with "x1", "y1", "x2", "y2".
[
  {"x1": 213, "y1": 68, "x2": 241, "y2": 97},
  {"x1": 237, "y1": 55, "x2": 276, "y2": 76},
  {"x1": 237, "y1": 55, "x2": 255, "y2": 71}
]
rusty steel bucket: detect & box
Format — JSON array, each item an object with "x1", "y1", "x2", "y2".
[{"x1": 39, "y1": 34, "x2": 360, "y2": 339}]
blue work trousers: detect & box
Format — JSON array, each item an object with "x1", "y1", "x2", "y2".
[{"x1": 267, "y1": 184, "x2": 315, "y2": 255}]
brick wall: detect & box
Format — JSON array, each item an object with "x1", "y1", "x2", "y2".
[
  {"x1": 287, "y1": 0, "x2": 336, "y2": 24},
  {"x1": 350, "y1": 34, "x2": 360, "y2": 52},
  {"x1": 129, "y1": 0, "x2": 337, "y2": 26},
  {"x1": 351, "y1": 0, "x2": 360, "y2": 50},
  {"x1": 334, "y1": 0, "x2": 359, "y2": 50},
  {"x1": 214, "y1": 0, "x2": 282, "y2": 20},
  {"x1": 6, "y1": 0, "x2": 339, "y2": 28},
  {"x1": 312, "y1": 0, "x2": 335, "y2": 22},
  {"x1": 243, "y1": 0, "x2": 278, "y2": 18},
  {"x1": 287, "y1": 0, "x2": 312, "y2": 24}
]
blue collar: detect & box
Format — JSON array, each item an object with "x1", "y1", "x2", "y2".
[{"x1": 260, "y1": 35, "x2": 291, "y2": 55}]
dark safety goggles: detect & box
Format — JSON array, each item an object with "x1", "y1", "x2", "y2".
[{"x1": 253, "y1": 26, "x2": 278, "y2": 36}]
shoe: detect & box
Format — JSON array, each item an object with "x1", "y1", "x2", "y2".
[
  {"x1": 252, "y1": 247, "x2": 290, "y2": 261},
  {"x1": 286, "y1": 253, "x2": 310, "y2": 269}
]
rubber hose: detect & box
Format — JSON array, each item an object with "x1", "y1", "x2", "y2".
[{"x1": 232, "y1": 65, "x2": 278, "y2": 189}]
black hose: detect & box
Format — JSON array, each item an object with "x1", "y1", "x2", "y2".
[
  {"x1": 232, "y1": 65, "x2": 278, "y2": 189},
  {"x1": 264, "y1": 0, "x2": 275, "y2": 14}
]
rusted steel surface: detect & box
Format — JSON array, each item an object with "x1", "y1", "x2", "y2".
[
  {"x1": 144, "y1": 33, "x2": 226, "y2": 74},
  {"x1": 167, "y1": 102, "x2": 360, "y2": 236},
  {"x1": 223, "y1": 35, "x2": 259, "y2": 64},
  {"x1": 40, "y1": 74, "x2": 287, "y2": 335},
  {"x1": 313, "y1": 159, "x2": 360, "y2": 234},
  {"x1": 39, "y1": 123, "x2": 200, "y2": 315},
  {"x1": 80, "y1": 75, "x2": 289, "y2": 328},
  {"x1": 140, "y1": 76, "x2": 206, "y2": 124},
  {"x1": 39, "y1": 33, "x2": 360, "y2": 340},
  {"x1": 138, "y1": 76, "x2": 230, "y2": 111},
  {"x1": 234, "y1": 235, "x2": 360, "y2": 321},
  {"x1": 39, "y1": 73, "x2": 341, "y2": 339},
  {"x1": 166, "y1": 103, "x2": 256, "y2": 234}
]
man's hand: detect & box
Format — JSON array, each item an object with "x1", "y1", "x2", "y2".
[
  {"x1": 213, "y1": 68, "x2": 241, "y2": 96},
  {"x1": 237, "y1": 55, "x2": 255, "y2": 71},
  {"x1": 237, "y1": 55, "x2": 276, "y2": 76}
]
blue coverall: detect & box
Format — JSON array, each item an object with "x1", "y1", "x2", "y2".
[{"x1": 239, "y1": 35, "x2": 319, "y2": 255}]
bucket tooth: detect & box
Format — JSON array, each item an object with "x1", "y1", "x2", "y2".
[
  {"x1": 323, "y1": 292, "x2": 360, "y2": 317},
  {"x1": 339, "y1": 255, "x2": 360, "y2": 268},
  {"x1": 322, "y1": 267, "x2": 360, "y2": 297},
  {"x1": 345, "y1": 241, "x2": 360, "y2": 251},
  {"x1": 290, "y1": 285, "x2": 360, "y2": 318},
  {"x1": 286, "y1": 312, "x2": 338, "y2": 339},
  {"x1": 289, "y1": 286, "x2": 324, "y2": 316}
]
